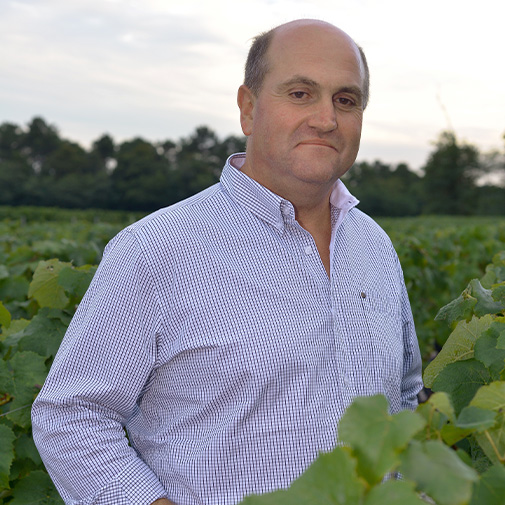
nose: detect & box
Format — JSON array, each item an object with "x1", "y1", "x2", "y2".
[{"x1": 307, "y1": 100, "x2": 338, "y2": 133}]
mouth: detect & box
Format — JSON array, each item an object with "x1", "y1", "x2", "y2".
[{"x1": 298, "y1": 140, "x2": 338, "y2": 151}]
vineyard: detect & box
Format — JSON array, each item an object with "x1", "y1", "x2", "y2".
[{"x1": 1, "y1": 207, "x2": 505, "y2": 504}]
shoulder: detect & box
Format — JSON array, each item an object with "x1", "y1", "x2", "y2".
[
  {"x1": 345, "y1": 208, "x2": 394, "y2": 248},
  {"x1": 101, "y1": 183, "x2": 230, "y2": 265}
]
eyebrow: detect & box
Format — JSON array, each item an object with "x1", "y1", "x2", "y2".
[
  {"x1": 276, "y1": 75, "x2": 320, "y2": 92},
  {"x1": 277, "y1": 75, "x2": 364, "y2": 102}
]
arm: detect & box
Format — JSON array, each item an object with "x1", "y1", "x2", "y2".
[{"x1": 32, "y1": 231, "x2": 168, "y2": 504}]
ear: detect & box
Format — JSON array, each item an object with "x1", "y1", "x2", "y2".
[{"x1": 237, "y1": 85, "x2": 255, "y2": 136}]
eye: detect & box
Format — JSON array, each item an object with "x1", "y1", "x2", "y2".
[
  {"x1": 336, "y1": 96, "x2": 357, "y2": 107},
  {"x1": 290, "y1": 91, "x2": 308, "y2": 100},
  {"x1": 337, "y1": 97, "x2": 354, "y2": 105}
]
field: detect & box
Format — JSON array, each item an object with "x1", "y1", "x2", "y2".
[{"x1": 1, "y1": 207, "x2": 505, "y2": 503}]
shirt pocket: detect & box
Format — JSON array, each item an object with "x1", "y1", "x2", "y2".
[{"x1": 339, "y1": 290, "x2": 403, "y2": 396}]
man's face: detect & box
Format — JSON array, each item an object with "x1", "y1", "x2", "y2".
[{"x1": 239, "y1": 22, "x2": 365, "y2": 198}]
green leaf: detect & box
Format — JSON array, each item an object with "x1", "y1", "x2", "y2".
[
  {"x1": 431, "y1": 359, "x2": 491, "y2": 415},
  {"x1": 9, "y1": 470, "x2": 63, "y2": 505},
  {"x1": 338, "y1": 395, "x2": 426, "y2": 485},
  {"x1": 18, "y1": 308, "x2": 71, "y2": 359},
  {"x1": 455, "y1": 406, "x2": 497, "y2": 432},
  {"x1": 0, "y1": 318, "x2": 31, "y2": 347},
  {"x1": 491, "y1": 283, "x2": 505, "y2": 304},
  {"x1": 470, "y1": 279, "x2": 505, "y2": 317},
  {"x1": 28, "y1": 259, "x2": 71, "y2": 309},
  {"x1": 435, "y1": 284, "x2": 477, "y2": 325},
  {"x1": 400, "y1": 440, "x2": 478, "y2": 505},
  {"x1": 441, "y1": 424, "x2": 474, "y2": 446},
  {"x1": 473, "y1": 411, "x2": 505, "y2": 466},
  {"x1": 416, "y1": 392, "x2": 454, "y2": 441},
  {"x1": 0, "y1": 301, "x2": 11, "y2": 330},
  {"x1": 14, "y1": 434, "x2": 43, "y2": 466},
  {"x1": 0, "y1": 264, "x2": 9, "y2": 280},
  {"x1": 0, "y1": 424, "x2": 16, "y2": 489},
  {"x1": 424, "y1": 315, "x2": 493, "y2": 388},
  {"x1": 474, "y1": 324, "x2": 505, "y2": 379},
  {"x1": 0, "y1": 351, "x2": 47, "y2": 427},
  {"x1": 469, "y1": 464, "x2": 505, "y2": 505},
  {"x1": 58, "y1": 264, "x2": 96, "y2": 300},
  {"x1": 240, "y1": 447, "x2": 365, "y2": 505},
  {"x1": 495, "y1": 323, "x2": 505, "y2": 350},
  {"x1": 363, "y1": 479, "x2": 426, "y2": 505},
  {"x1": 469, "y1": 381, "x2": 505, "y2": 412}
]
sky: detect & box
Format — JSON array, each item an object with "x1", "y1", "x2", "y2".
[{"x1": 1, "y1": 0, "x2": 504, "y2": 172}]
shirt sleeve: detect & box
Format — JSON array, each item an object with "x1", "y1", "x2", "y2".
[
  {"x1": 396, "y1": 257, "x2": 424, "y2": 411},
  {"x1": 31, "y1": 230, "x2": 168, "y2": 505}
]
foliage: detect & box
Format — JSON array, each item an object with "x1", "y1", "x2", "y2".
[
  {"x1": 422, "y1": 131, "x2": 482, "y2": 215},
  {"x1": 0, "y1": 209, "x2": 505, "y2": 503},
  {"x1": 0, "y1": 116, "x2": 247, "y2": 212},
  {"x1": 0, "y1": 259, "x2": 97, "y2": 503},
  {"x1": 240, "y1": 250, "x2": 505, "y2": 504},
  {"x1": 378, "y1": 216, "x2": 505, "y2": 365},
  {"x1": 1, "y1": 118, "x2": 505, "y2": 215}
]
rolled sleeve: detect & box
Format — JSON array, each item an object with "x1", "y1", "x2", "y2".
[{"x1": 31, "y1": 230, "x2": 167, "y2": 504}]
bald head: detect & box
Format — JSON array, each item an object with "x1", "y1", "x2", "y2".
[{"x1": 244, "y1": 19, "x2": 370, "y2": 109}]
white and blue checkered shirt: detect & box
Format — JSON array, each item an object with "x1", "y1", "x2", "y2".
[{"x1": 32, "y1": 153, "x2": 423, "y2": 505}]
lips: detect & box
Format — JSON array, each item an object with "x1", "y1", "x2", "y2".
[{"x1": 298, "y1": 140, "x2": 338, "y2": 151}]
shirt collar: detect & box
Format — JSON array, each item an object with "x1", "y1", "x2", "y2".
[{"x1": 220, "y1": 152, "x2": 359, "y2": 233}]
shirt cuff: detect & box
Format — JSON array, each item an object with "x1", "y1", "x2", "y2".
[{"x1": 90, "y1": 457, "x2": 168, "y2": 505}]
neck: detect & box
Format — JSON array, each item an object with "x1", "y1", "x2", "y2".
[
  {"x1": 240, "y1": 157, "x2": 336, "y2": 224},
  {"x1": 240, "y1": 156, "x2": 334, "y2": 276}
]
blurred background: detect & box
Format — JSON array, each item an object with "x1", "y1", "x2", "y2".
[{"x1": 1, "y1": 0, "x2": 504, "y2": 214}]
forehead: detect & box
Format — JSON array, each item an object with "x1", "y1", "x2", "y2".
[{"x1": 265, "y1": 23, "x2": 364, "y2": 89}]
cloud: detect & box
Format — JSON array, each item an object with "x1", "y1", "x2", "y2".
[{"x1": 1, "y1": 0, "x2": 504, "y2": 169}]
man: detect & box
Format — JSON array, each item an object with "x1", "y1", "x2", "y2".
[{"x1": 32, "y1": 19, "x2": 423, "y2": 505}]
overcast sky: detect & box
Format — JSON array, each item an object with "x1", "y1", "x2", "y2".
[{"x1": 1, "y1": 0, "x2": 504, "y2": 171}]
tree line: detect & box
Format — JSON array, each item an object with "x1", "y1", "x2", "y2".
[{"x1": 1, "y1": 116, "x2": 504, "y2": 216}]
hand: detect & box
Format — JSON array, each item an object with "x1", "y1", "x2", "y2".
[{"x1": 151, "y1": 499, "x2": 177, "y2": 505}]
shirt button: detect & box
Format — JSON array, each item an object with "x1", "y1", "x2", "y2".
[
  {"x1": 281, "y1": 206, "x2": 290, "y2": 216},
  {"x1": 304, "y1": 246, "x2": 313, "y2": 255},
  {"x1": 343, "y1": 375, "x2": 351, "y2": 387}
]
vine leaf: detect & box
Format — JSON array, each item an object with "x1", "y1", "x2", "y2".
[
  {"x1": 495, "y1": 324, "x2": 505, "y2": 350},
  {"x1": 435, "y1": 285, "x2": 477, "y2": 325},
  {"x1": 0, "y1": 424, "x2": 16, "y2": 489},
  {"x1": 14, "y1": 434, "x2": 43, "y2": 466},
  {"x1": 0, "y1": 301, "x2": 11, "y2": 330},
  {"x1": 455, "y1": 406, "x2": 497, "y2": 432},
  {"x1": 337, "y1": 395, "x2": 425, "y2": 486},
  {"x1": 8, "y1": 470, "x2": 63, "y2": 505},
  {"x1": 474, "y1": 323, "x2": 505, "y2": 379},
  {"x1": 492, "y1": 284, "x2": 505, "y2": 304},
  {"x1": 0, "y1": 265, "x2": 9, "y2": 280},
  {"x1": 469, "y1": 381, "x2": 505, "y2": 412},
  {"x1": 431, "y1": 359, "x2": 491, "y2": 415},
  {"x1": 17, "y1": 308, "x2": 71, "y2": 359},
  {"x1": 28, "y1": 259, "x2": 71, "y2": 309},
  {"x1": 400, "y1": 440, "x2": 478, "y2": 505},
  {"x1": 58, "y1": 264, "x2": 96, "y2": 300},
  {"x1": 363, "y1": 479, "x2": 426, "y2": 505},
  {"x1": 470, "y1": 279, "x2": 505, "y2": 317},
  {"x1": 423, "y1": 315, "x2": 493, "y2": 388},
  {"x1": 472, "y1": 412, "x2": 505, "y2": 466},
  {"x1": 416, "y1": 392, "x2": 455, "y2": 442},
  {"x1": 469, "y1": 464, "x2": 505, "y2": 505},
  {"x1": 240, "y1": 447, "x2": 364, "y2": 505},
  {"x1": 0, "y1": 351, "x2": 47, "y2": 428}
]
